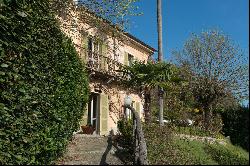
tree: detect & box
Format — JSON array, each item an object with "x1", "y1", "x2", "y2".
[
  {"x1": 50, "y1": 0, "x2": 141, "y2": 31},
  {"x1": 120, "y1": 61, "x2": 182, "y2": 123},
  {"x1": 157, "y1": 0, "x2": 164, "y2": 125},
  {"x1": 173, "y1": 30, "x2": 249, "y2": 130},
  {"x1": 50, "y1": 0, "x2": 141, "y2": 44}
]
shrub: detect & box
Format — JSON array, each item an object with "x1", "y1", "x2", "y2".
[
  {"x1": 143, "y1": 123, "x2": 215, "y2": 165},
  {"x1": 206, "y1": 143, "x2": 249, "y2": 165},
  {"x1": 221, "y1": 106, "x2": 249, "y2": 151},
  {"x1": 0, "y1": 0, "x2": 89, "y2": 164},
  {"x1": 117, "y1": 119, "x2": 134, "y2": 152},
  {"x1": 143, "y1": 123, "x2": 175, "y2": 165}
]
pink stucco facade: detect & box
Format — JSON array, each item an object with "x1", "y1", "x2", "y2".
[{"x1": 57, "y1": 6, "x2": 155, "y2": 135}]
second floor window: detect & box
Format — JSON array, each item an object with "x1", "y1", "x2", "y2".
[
  {"x1": 128, "y1": 53, "x2": 134, "y2": 66},
  {"x1": 71, "y1": 17, "x2": 78, "y2": 32},
  {"x1": 88, "y1": 38, "x2": 102, "y2": 55}
]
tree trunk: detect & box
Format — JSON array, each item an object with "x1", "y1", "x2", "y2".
[
  {"x1": 157, "y1": 0, "x2": 163, "y2": 62},
  {"x1": 144, "y1": 89, "x2": 151, "y2": 123},
  {"x1": 157, "y1": 0, "x2": 164, "y2": 126},
  {"x1": 159, "y1": 88, "x2": 164, "y2": 126},
  {"x1": 204, "y1": 106, "x2": 212, "y2": 131}
]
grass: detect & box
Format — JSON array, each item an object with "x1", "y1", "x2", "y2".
[
  {"x1": 173, "y1": 138, "x2": 217, "y2": 165},
  {"x1": 143, "y1": 124, "x2": 249, "y2": 165}
]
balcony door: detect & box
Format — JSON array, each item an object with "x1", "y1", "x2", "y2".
[
  {"x1": 87, "y1": 93, "x2": 100, "y2": 134},
  {"x1": 88, "y1": 38, "x2": 102, "y2": 69}
]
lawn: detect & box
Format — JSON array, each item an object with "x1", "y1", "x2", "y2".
[{"x1": 143, "y1": 124, "x2": 249, "y2": 165}]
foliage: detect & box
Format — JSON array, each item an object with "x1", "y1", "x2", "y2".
[
  {"x1": 172, "y1": 139, "x2": 217, "y2": 165},
  {"x1": 120, "y1": 61, "x2": 182, "y2": 89},
  {"x1": 208, "y1": 113, "x2": 223, "y2": 135},
  {"x1": 221, "y1": 106, "x2": 249, "y2": 151},
  {"x1": 117, "y1": 119, "x2": 134, "y2": 153},
  {"x1": 50, "y1": 0, "x2": 141, "y2": 31},
  {"x1": 147, "y1": 65, "x2": 197, "y2": 125},
  {"x1": 143, "y1": 123, "x2": 175, "y2": 165},
  {"x1": 206, "y1": 142, "x2": 249, "y2": 165},
  {"x1": 0, "y1": 0, "x2": 89, "y2": 164},
  {"x1": 173, "y1": 29, "x2": 249, "y2": 130},
  {"x1": 150, "y1": 83, "x2": 194, "y2": 122},
  {"x1": 174, "y1": 125, "x2": 225, "y2": 139},
  {"x1": 119, "y1": 61, "x2": 183, "y2": 123},
  {"x1": 143, "y1": 124, "x2": 249, "y2": 165}
]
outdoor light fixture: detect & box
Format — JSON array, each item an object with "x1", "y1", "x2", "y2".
[{"x1": 124, "y1": 94, "x2": 132, "y2": 106}]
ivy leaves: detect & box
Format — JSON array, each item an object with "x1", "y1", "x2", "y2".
[{"x1": 0, "y1": 0, "x2": 89, "y2": 164}]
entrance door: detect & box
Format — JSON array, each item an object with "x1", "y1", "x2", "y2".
[{"x1": 88, "y1": 93, "x2": 100, "y2": 134}]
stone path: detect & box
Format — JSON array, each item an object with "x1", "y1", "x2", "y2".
[
  {"x1": 55, "y1": 134, "x2": 131, "y2": 165},
  {"x1": 176, "y1": 134, "x2": 228, "y2": 145}
]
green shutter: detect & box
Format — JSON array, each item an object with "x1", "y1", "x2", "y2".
[
  {"x1": 136, "y1": 102, "x2": 140, "y2": 118},
  {"x1": 124, "y1": 52, "x2": 129, "y2": 66},
  {"x1": 81, "y1": 34, "x2": 88, "y2": 62},
  {"x1": 102, "y1": 43, "x2": 107, "y2": 56},
  {"x1": 100, "y1": 94, "x2": 109, "y2": 135},
  {"x1": 100, "y1": 43, "x2": 108, "y2": 71}
]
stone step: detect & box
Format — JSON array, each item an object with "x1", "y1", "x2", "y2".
[
  {"x1": 57, "y1": 151, "x2": 124, "y2": 165},
  {"x1": 55, "y1": 134, "x2": 127, "y2": 165}
]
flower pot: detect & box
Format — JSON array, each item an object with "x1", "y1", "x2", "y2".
[{"x1": 81, "y1": 125, "x2": 95, "y2": 134}]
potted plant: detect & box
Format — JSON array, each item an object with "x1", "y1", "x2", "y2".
[{"x1": 81, "y1": 124, "x2": 95, "y2": 134}]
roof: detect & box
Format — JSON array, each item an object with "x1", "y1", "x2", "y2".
[{"x1": 124, "y1": 32, "x2": 157, "y2": 53}]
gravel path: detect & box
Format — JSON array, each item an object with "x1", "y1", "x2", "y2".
[{"x1": 55, "y1": 134, "x2": 129, "y2": 165}]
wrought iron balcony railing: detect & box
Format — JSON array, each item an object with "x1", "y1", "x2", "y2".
[{"x1": 80, "y1": 49, "x2": 125, "y2": 78}]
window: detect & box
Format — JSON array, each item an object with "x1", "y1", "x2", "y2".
[
  {"x1": 88, "y1": 38, "x2": 102, "y2": 54},
  {"x1": 128, "y1": 53, "x2": 134, "y2": 66},
  {"x1": 60, "y1": 10, "x2": 67, "y2": 20},
  {"x1": 71, "y1": 17, "x2": 78, "y2": 32},
  {"x1": 125, "y1": 101, "x2": 135, "y2": 119},
  {"x1": 87, "y1": 37, "x2": 104, "y2": 69}
]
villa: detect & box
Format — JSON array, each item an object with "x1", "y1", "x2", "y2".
[{"x1": 57, "y1": 3, "x2": 156, "y2": 135}]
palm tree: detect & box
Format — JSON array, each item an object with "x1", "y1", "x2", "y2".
[{"x1": 157, "y1": 0, "x2": 164, "y2": 126}]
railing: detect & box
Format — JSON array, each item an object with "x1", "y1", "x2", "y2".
[
  {"x1": 81, "y1": 49, "x2": 125, "y2": 78},
  {"x1": 123, "y1": 105, "x2": 148, "y2": 165}
]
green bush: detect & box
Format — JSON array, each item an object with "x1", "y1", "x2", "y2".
[
  {"x1": 221, "y1": 106, "x2": 249, "y2": 151},
  {"x1": 206, "y1": 143, "x2": 249, "y2": 165},
  {"x1": 0, "y1": 0, "x2": 89, "y2": 164},
  {"x1": 117, "y1": 119, "x2": 134, "y2": 152},
  {"x1": 143, "y1": 123, "x2": 175, "y2": 165},
  {"x1": 143, "y1": 123, "x2": 215, "y2": 165},
  {"x1": 144, "y1": 123, "x2": 249, "y2": 165}
]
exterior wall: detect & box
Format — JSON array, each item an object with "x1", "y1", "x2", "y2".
[
  {"x1": 57, "y1": 8, "x2": 153, "y2": 135},
  {"x1": 87, "y1": 81, "x2": 144, "y2": 135}
]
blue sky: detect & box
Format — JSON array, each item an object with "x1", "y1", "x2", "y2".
[
  {"x1": 126, "y1": 0, "x2": 249, "y2": 106},
  {"x1": 127, "y1": 0, "x2": 249, "y2": 61}
]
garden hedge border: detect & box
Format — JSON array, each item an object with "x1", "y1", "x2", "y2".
[{"x1": 0, "y1": 0, "x2": 89, "y2": 164}]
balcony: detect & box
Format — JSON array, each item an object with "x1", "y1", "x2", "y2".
[{"x1": 80, "y1": 49, "x2": 126, "y2": 80}]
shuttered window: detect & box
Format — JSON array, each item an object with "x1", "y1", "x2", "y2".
[
  {"x1": 100, "y1": 42, "x2": 108, "y2": 71},
  {"x1": 124, "y1": 52, "x2": 129, "y2": 66},
  {"x1": 81, "y1": 34, "x2": 88, "y2": 62}
]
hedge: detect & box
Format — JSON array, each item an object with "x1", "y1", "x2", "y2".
[
  {"x1": 221, "y1": 106, "x2": 249, "y2": 151},
  {"x1": 0, "y1": 0, "x2": 89, "y2": 164}
]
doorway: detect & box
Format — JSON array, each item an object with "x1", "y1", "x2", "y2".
[{"x1": 87, "y1": 93, "x2": 100, "y2": 134}]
